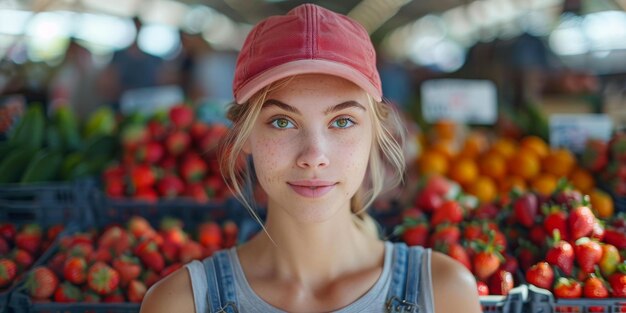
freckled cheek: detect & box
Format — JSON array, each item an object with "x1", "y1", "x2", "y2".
[
  {"x1": 335, "y1": 134, "x2": 371, "y2": 173},
  {"x1": 251, "y1": 137, "x2": 290, "y2": 186}
]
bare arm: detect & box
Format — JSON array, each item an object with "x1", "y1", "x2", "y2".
[
  {"x1": 431, "y1": 251, "x2": 482, "y2": 313},
  {"x1": 140, "y1": 267, "x2": 196, "y2": 313}
]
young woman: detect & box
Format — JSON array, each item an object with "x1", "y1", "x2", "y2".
[{"x1": 141, "y1": 4, "x2": 481, "y2": 313}]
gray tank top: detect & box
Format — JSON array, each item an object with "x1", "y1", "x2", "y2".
[{"x1": 185, "y1": 241, "x2": 435, "y2": 312}]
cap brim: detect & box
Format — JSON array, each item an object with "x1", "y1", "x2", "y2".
[{"x1": 235, "y1": 59, "x2": 382, "y2": 104}]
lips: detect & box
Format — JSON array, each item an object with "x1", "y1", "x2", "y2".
[{"x1": 287, "y1": 180, "x2": 337, "y2": 198}]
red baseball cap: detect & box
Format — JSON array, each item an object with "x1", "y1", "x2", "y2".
[{"x1": 233, "y1": 3, "x2": 382, "y2": 104}]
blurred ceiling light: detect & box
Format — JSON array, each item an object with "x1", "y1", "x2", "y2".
[
  {"x1": 583, "y1": 11, "x2": 626, "y2": 51},
  {"x1": 181, "y1": 5, "x2": 216, "y2": 34},
  {"x1": 74, "y1": 14, "x2": 136, "y2": 50},
  {"x1": 141, "y1": 0, "x2": 188, "y2": 27},
  {"x1": 82, "y1": 0, "x2": 140, "y2": 17},
  {"x1": 202, "y1": 14, "x2": 239, "y2": 50},
  {"x1": 137, "y1": 23, "x2": 181, "y2": 58},
  {"x1": 348, "y1": 0, "x2": 411, "y2": 33},
  {"x1": 549, "y1": 14, "x2": 589, "y2": 55},
  {"x1": 0, "y1": 0, "x2": 24, "y2": 10},
  {"x1": 0, "y1": 9, "x2": 33, "y2": 35},
  {"x1": 432, "y1": 39, "x2": 465, "y2": 72}
]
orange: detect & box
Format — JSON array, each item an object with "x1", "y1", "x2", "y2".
[
  {"x1": 491, "y1": 138, "x2": 518, "y2": 160},
  {"x1": 500, "y1": 175, "x2": 527, "y2": 193},
  {"x1": 569, "y1": 167, "x2": 595, "y2": 194},
  {"x1": 448, "y1": 157, "x2": 479, "y2": 187},
  {"x1": 589, "y1": 189, "x2": 614, "y2": 219},
  {"x1": 418, "y1": 150, "x2": 448, "y2": 176},
  {"x1": 467, "y1": 176, "x2": 498, "y2": 204},
  {"x1": 430, "y1": 140, "x2": 457, "y2": 161},
  {"x1": 433, "y1": 119, "x2": 457, "y2": 141},
  {"x1": 459, "y1": 132, "x2": 488, "y2": 159},
  {"x1": 508, "y1": 149, "x2": 541, "y2": 180},
  {"x1": 478, "y1": 152, "x2": 507, "y2": 181},
  {"x1": 543, "y1": 148, "x2": 576, "y2": 178},
  {"x1": 531, "y1": 173, "x2": 558, "y2": 196},
  {"x1": 520, "y1": 136, "x2": 549, "y2": 159}
]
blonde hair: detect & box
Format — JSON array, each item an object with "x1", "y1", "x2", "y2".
[{"x1": 218, "y1": 77, "x2": 406, "y2": 238}]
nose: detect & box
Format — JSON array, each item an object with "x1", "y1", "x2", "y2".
[{"x1": 296, "y1": 131, "x2": 330, "y2": 169}]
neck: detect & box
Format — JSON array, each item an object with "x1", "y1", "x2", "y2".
[{"x1": 247, "y1": 203, "x2": 381, "y2": 289}]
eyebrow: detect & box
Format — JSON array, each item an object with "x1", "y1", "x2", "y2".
[{"x1": 262, "y1": 99, "x2": 366, "y2": 115}]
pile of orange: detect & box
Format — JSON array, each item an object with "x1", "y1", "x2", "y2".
[{"x1": 416, "y1": 121, "x2": 610, "y2": 216}]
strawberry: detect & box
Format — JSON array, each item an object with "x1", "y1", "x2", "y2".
[
  {"x1": 103, "y1": 288, "x2": 125, "y2": 303},
  {"x1": 583, "y1": 275, "x2": 609, "y2": 298},
  {"x1": 0, "y1": 237, "x2": 8, "y2": 255},
  {"x1": 198, "y1": 221, "x2": 223, "y2": 248},
  {"x1": 435, "y1": 242, "x2": 471, "y2": 271},
  {"x1": 140, "y1": 250, "x2": 165, "y2": 272},
  {"x1": 513, "y1": 193, "x2": 538, "y2": 228},
  {"x1": 135, "y1": 187, "x2": 158, "y2": 202},
  {"x1": 54, "y1": 281, "x2": 83, "y2": 302},
  {"x1": 142, "y1": 270, "x2": 161, "y2": 288},
  {"x1": 112, "y1": 255, "x2": 142, "y2": 287},
  {"x1": 415, "y1": 188, "x2": 443, "y2": 213},
  {"x1": 574, "y1": 237, "x2": 602, "y2": 274},
  {"x1": 529, "y1": 226, "x2": 547, "y2": 246},
  {"x1": 0, "y1": 223, "x2": 16, "y2": 242},
  {"x1": 48, "y1": 252, "x2": 66, "y2": 277},
  {"x1": 127, "y1": 279, "x2": 147, "y2": 303},
  {"x1": 63, "y1": 256, "x2": 87, "y2": 285},
  {"x1": 604, "y1": 227, "x2": 626, "y2": 250},
  {"x1": 165, "y1": 130, "x2": 191, "y2": 157},
  {"x1": 161, "y1": 263, "x2": 182, "y2": 278},
  {"x1": 545, "y1": 231, "x2": 574, "y2": 276},
  {"x1": 12, "y1": 249, "x2": 33, "y2": 271},
  {"x1": 609, "y1": 132, "x2": 626, "y2": 162},
  {"x1": 223, "y1": 220, "x2": 238, "y2": 249},
  {"x1": 15, "y1": 224, "x2": 42, "y2": 255},
  {"x1": 428, "y1": 224, "x2": 460, "y2": 247},
  {"x1": 582, "y1": 139, "x2": 608, "y2": 172},
  {"x1": 147, "y1": 119, "x2": 167, "y2": 141},
  {"x1": 488, "y1": 270, "x2": 513, "y2": 296},
  {"x1": 180, "y1": 156, "x2": 208, "y2": 183},
  {"x1": 599, "y1": 243, "x2": 620, "y2": 277},
  {"x1": 121, "y1": 124, "x2": 149, "y2": 150},
  {"x1": 25, "y1": 266, "x2": 59, "y2": 300},
  {"x1": 199, "y1": 123, "x2": 228, "y2": 153},
  {"x1": 462, "y1": 222, "x2": 484, "y2": 242},
  {"x1": 476, "y1": 281, "x2": 489, "y2": 296},
  {"x1": 46, "y1": 225, "x2": 64, "y2": 242},
  {"x1": 89, "y1": 248, "x2": 113, "y2": 264},
  {"x1": 158, "y1": 156, "x2": 178, "y2": 173},
  {"x1": 106, "y1": 180, "x2": 125, "y2": 198},
  {"x1": 525, "y1": 262, "x2": 554, "y2": 290},
  {"x1": 185, "y1": 182, "x2": 210, "y2": 203},
  {"x1": 472, "y1": 203, "x2": 499, "y2": 220},
  {"x1": 608, "y1": 263, "x2": 626, "y2": 297},
  {"x1": 98, "y1": 226, "x2": 134, "y2": 256},
  {"x1": 180, "y1": 240, "x2": 205, "y2": 264},
  {"x1": 431, "y1": 200, "x2": 464, "y2": 227},
  {"x1": 568, "y1": 205, "x2": 595, "y2": 240},
  {"x1": 136, "y1": 141, "x2": 165, "y2": 164},
  {"x1": 500, "y1": 253, "x2": 519, "y2": 274},
  {"x1": 160, "y1": 240, "x2": 179, "y2": 263},
  {"x1": 190, "y1": 121, "x2": 210, "y2": 143},
  {"x1": 67, "y1": 242, "x2": 94, "y2": 258},
  {"x1": 543, "y1": 207, "x2": 569, "y2": 241},
  {"x1": 400, "y1": 221, "x2": 429, "y2": 247},
  {"x1": 472, "y1": 231, "x2": 503, "y2": 281},
  {"x1": 590, "y1": 220, "x2": 605, "y2": 241},
  {"x1": 0, "y1": 258, "x2": 17, "y2": 288},
  {"x1": 130, "y1": 164, "x2": 156, "y2": 189},
  {"x1": 84, "y1": 290, "x2": 101, "y2": 303},
  {"x1": 156, "y1": 174, "x2": 185, "y2": 198},
  {"x1": 88, "y1": 262, "x2": 120, "y2": 295},
  {"x1": 128, "y1": 216, "x2": 156, "y2": 240},
  {"x1": 554, "y1": 278, "x2": 582, "y2": 299},
  {"x1": 552, "y1": 189, "x2": 583, "y2": 210},
  {"x1": 169, "y1": 105, "x2": 194, "y2": 129}
]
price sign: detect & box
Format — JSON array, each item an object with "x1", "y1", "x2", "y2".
[
  {"x1": 421, "y1": 79, "x2": 497, "y2": 124},
  {"x1": 549, "y1": 114, "x2": 613, "y2": 153},
  {"x1": 120, "y1": 85, "x2": 184, "y2": 116}
]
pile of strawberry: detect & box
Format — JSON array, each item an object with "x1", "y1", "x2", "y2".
[
  {"x1": 0, "y1": 223, "x2": 63, "y2": 291},
  {"x1": 20, "y1": 216, "x2": 238, "y2": 303},
  {"x1": 583, "y1": 131, "x2": 626, "y2": 197},
  {"x1": 102, "y1": 104, "x2": 231, "y2": 203},
  {"x1": 495, "y1": 181, "x2": 626, "y2": 299},
  {"x1": 396, "y1": 176, "x2": 519, "y2": 296}
]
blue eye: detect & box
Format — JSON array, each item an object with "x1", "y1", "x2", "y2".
[
  {"x1": 331, "y1": 118, "x2": 355, "y2": 129},
  {"x1": 271, "y1": 118, "x2": 295, "y2": 129}
]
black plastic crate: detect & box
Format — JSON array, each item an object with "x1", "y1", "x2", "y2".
[
  {"x1": 0, "y1": 179, "x2": 95, "y2": 228},
  {"x1": 528, "y1": 284, "x2": 626, "y2": 313},
  {"x1": 9, "y1": 293, "x2": 139, "y2": 313}
]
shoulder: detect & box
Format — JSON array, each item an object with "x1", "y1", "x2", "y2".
[
  {"x1": 430, "y1": 251, "x2": 482, "y2": 313},
  {"x1": 140, "y1": 266, "x2": 196, "y2": 313}
]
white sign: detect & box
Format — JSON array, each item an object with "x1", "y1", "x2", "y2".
[
  {"x1": 549, "y1": 114, "x2": 613, "y2": 153},
  {"x1": 120, "y1": 85, "x2": 184, "y2": 116},
  {"x1": 421, "y1": 79, "x2": 497, "y2": 124}
]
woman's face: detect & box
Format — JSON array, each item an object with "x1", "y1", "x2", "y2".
[{"x1": 243, "y1": 74, "x2": 373, "y2": 223}]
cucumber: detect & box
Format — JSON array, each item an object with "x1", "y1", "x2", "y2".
[
  {"x1": 60, "y1": 152, "x2": 84, "y2": 180},
  {"x1": 0, "y1": 148, "x2": 36, "y2": 183},
  {"x1": 0, "y1": 142, "x2": 15, "y2": 163},
  {"x1": 45, "y1": 124, "x2": 65, "y2": 152},
  {"x1": 9, "y1": 104, "x2": 45, "y2": 150},
  {"x1": 82, "y1": 135, "x2": 117, "y2": 160},
  {"x1": 20, "y1": 149, "x2": 64, "y2": 183},
  {"x1": 54, "y1": 106, "x2": 81, "y2": 152}
]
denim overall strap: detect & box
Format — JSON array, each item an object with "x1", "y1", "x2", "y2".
[
  {"x1": 203, "y1": 251, "x2": 239, "y2": 313},
  {"x1": 385, "y1": 243, "x2": 423, "y2": 313}
]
